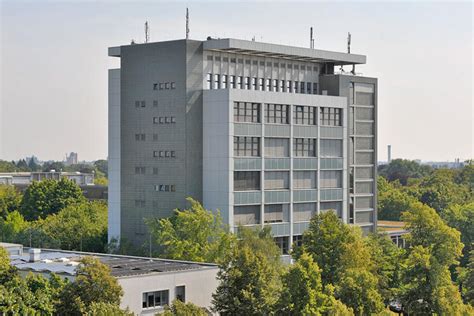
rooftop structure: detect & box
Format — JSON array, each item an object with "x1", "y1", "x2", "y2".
[
  {"x1": 4, "y1": 243, "x2": 218, "y2": 315},
  {"x1": 0, "y1": 171, "x2": 94, "y2": 186}
]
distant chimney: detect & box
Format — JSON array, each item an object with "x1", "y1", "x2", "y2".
[
  {"x1": 388, "y1": 145, "x2": 392, "y2": 163},
  {"x1": 29, "y1": 248, "x2": 41, "y2": 262}
]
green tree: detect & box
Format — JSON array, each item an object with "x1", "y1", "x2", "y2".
[
  {"x1": 82, "y1": 302, "x2": 134, "y2": 316},
  {"x1": 366, "y1": 232, "x2": 404, "y2": 304},
  {"x1": 27, "y1": 158, "x2": 39, "y2": 171},
  {"x1": 279, "y1": 251, "x2": 334, "y2": 315},
  {"x1": 94, "y1": 159, "x2": 108, "y2": 178},
  {"x1": 462, "y1": 250, "x2": 474, "y2": 305},
  {"x1": 299, "y1": 211, "x2": 355, "y2": 285},
  {"x1": 37, "y1": 201, "x2": 108, "y2": 252},
  {"x1": 57, "y1": 256, "x2": 123, "y2": 315},
  {"x1": 441, "y1": 202, "x2": 474, "y2": 267},
  {"x1": 0, "y1": 185, "x2": 22, "y2": 218},
  {"x1": 20, "y1": 177, "x2": 86, "y2": 220},
  {"x1": 0, "y1": 160, "x2": 17, "y2": 172},
  {"x1": 162, "y1": 299, "x2": 208, "y2": 316},
  {"x1": 147, "y1": 198, "x2": 234, "y2": 263},
  {"x1": 0, "y1": 210, "x2": 28, "y2": 242},
  {"x1": 42, "y1": 161, "x2": 65, "y2": 172},
  {"x1": 377, "y1": 177, "x2": 418, "y2": 220},
  {"x1": 400, "y1": 202, "x2": 469, "y2": 314},
  {"x1": 335, "y1": 231, "x2": 384, "y2": 315},
  {"x1": 212, "y1": 227, "x2": 282, "y2": 315},
  {"x1": 417, "y1": 170, "x2": 472, "y2": 212},
  {"x1": 378, "y1": 159, "x2": 432, "y2": 185}
]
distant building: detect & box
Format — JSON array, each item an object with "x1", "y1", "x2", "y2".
[
  {"x1": 0, "y1": 171, "x2": 94, "y2": 186},
  {"x1": 108, "y1": 37, "x2": 378, "y2": 253},
  {"x1": 66, "y1": 152, "x2": 78, "y2": 165},
  {"x1": 3, "y1": 243, "x2": 218, "y2": 315}
]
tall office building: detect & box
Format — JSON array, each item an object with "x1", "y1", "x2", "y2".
[{"x1": 108, "y1": 38, "x2": 377, "y2": 253}]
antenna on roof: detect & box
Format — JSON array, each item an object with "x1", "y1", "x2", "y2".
[
  {"x1": 347, "y1": 32, "x2": 351, "y2": 54},
  {"x1": 186, "y1": 8, "x2": 190, "y2": 40},
  {"x1": 310, "y1": 27, "x2": 315, "y2": 49},
  {"x1": 145, "y1": 21, "x2": 150, "y2": 43}
]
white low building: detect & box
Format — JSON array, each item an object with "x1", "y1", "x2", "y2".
[{"x1": 4, "y1": 243, "x2": 219, "y2": 315}]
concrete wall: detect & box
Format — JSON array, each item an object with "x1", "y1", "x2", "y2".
[
  {"x1": 118, "y1": 40, "x2": 204, "y2": 246},
  {"x1": 108, "y1": 69, "x2": 121, "y2": 242},
  {"x1": 118, "y1": 268, "x2": 218, "y2": 315}
]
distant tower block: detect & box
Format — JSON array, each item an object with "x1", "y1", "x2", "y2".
[{"x1": 387, "y1": 145, "x2": 392, "y2": 163}]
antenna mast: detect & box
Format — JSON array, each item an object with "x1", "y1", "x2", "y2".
[
  {"x1": 145, "y1": 21, "x2": 150, "y2": 43},
  {"x1": 310, "y1": 27, "x2": 315, "y2": 49},
  {"x1": 186, "y1": 8, "x2": 190, "y2": 40},
  {"x1": 347, "y1": 32, "x2": 351, "y2": 53}
]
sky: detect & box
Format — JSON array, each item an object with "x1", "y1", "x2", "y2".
[{"x1": 0, "y1": 0, "x2": 472, "y2": 162}]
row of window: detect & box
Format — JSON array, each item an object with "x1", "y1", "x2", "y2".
[
  {"x1": 207, "y1": 55, "x2": 319, "y2": 72},
  {"x1": 233, "y1": 102, "x2": 342, "y2": 126},
  {"x1": 142, "y1": 286, "x2": 185, "y2": 309},
  {"x1": 154, "y1": 184, "x2": 176, "y2": 192},
  {"x1": 153, "y1": 151, "x2": 176, "y2": 158},
  {"x1": 234, "y1": 201, "x2": 342, "y2": 226},
  {"x1": 233, "y1": 137, "x2": 343, "y2": 158},
  {"x1": 152, "y1": 82, "x2": 176, "y2": 90},
  {"x1": 207, "y1": 74, "x2": 318, "y2": 94},
  {"x1": 153, "y1": 116, "x2": 176, "y2": 124},
  {"x1": 233, "y1": 170, "x2": 342, "y2": 191}
]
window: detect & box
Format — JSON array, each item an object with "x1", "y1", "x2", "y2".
[
  {"x1": 170, "y1": 82, "x2": 176, "y2": 89},
  {"x1": 264, "y1": 171, "x2": 289, "y2": 190},
  {"x1": 153, "y1": 151, "x2": 159, "y2": 157},
  {"x1": 140, "y1": 101, "x2": 146, "y2": 108},
  {"x1": 265, "y1": 138, "x2": 289, "y2": 157},
  {"x1": 294, "y1": 203, "x2": 316, "y2": 221},
  {"x1": 234, "y1": 136, "x2": 260, "y2": 157},
  {"x1": 234, "y1": 205, "x2": 261, "y2": 225},
  {"x1": 312, "y1": 82, "x2": 318, "y2": 94},
  {"x1": 293, "y1": 138, "x2": 316, "y2": 157},
  {"x1": 293, "y1": 171, "x2": 316, "y2": 189},
  {"x1": 293, "y1": 235, "x2": 303, "y2": 247},
  {"x1": 213, "y1": 74, "x2": 220, "y2": 89},
  {"x1": 215, "y1": 56, "x2": 221, "y2": 61},
  {"x1": 280, "y1": 80, "x2": 285, "y2": 92},
  {"x1": 156, "y1": 185, "x2": 176, "y2": 192},
  {"x1": 170, "y1": 117, "x2": 176, "y2": 123},
  {"x1": 300, "y1": 81, "x2": 305, "y2": 94},
  {"x1": 207, "y1": 55, "x2": 213, "y2": 61},
  {"x1": 230, "y1": 75, "x2": 236, "y2": 88},
  {"x1": 265, "y1": 204, "x2": 289, "y2": 223},
  {"x1": 320, "y1": 107, "x2": 342, "y2": 126},
  {"x1": 159, "y1": 83, "x2": 164, "y2": 90},
  {"x1": 175, "y1": 286, "x2": 185, "y2": 302},
  {"x1": 274, "y1": 236, "x2": 289, "y2": 255},
  {"x1": 294, "y1": 81, "x2": 299, "y2": 93},
  {"x1": 153, "y1": 117, "x2": 159, "y2": 124},
  {"x1": 153, "y1": 83, "x2": 158, "y2": 90},
  {"x1": 165, "y1": 82, "x2": 170, "y2": 89},
  {"x1": 320, "y1": 170, "x2": 342, "y2": 188},
  {"x1": 273, "y1": 79, "x2": 278, "y2": 92},
  {"x1": 265, "y1": 104, "x2": 289, "y2": 124},
  {"x1": 142, "y1": 290, "x2": 169, "y2": 309},
  {"x1": 233, "y1": 102, "x2": 260, "y2": 123},
  {"x1": 238, "y1": 76, "x2": 243, "y2": 89},
  {"x1": 266, "y1": 78, "x2": 271, "y2": 91},
  {"x1": 135, "y1": 133, "x2": 146, "y2": 141},
  {"x1": 307, "y1": 82, "x2": 312, "y2": 94},
  {"x1": 135, "y1": 167, "x2": 146, "y2": 175},
  {"x1": 320, "y1": 201, "x2": 342, "y2": 216},
  {"x1": 245, "y1": 77, "x2": 251, "y2": 89},
  {"x1": 222, "y1": 75, "x2": 228, "y2": 89},
  {"x1": 223, "y1": 57, "x2": 228, "y2": 62},
  {"x1": 286, "y1": 80, "x2": 292, "y2": 93},
  {"x1": 320, "y1": 139, "x2": 343, "y2": 157},
  {"x1": 234, "y1": 171, "x2": 260, "y2": 191},
  {"x1": 259, "y1": 78, "x2": 264, "y2": 91},
  {"x1": 293, "y1": 106, "x2": 316, "y2": 125},
  {"x1": 153, "y1": 100, "x2": 158, "y2": 107},
  {"x1": 231, "y1": 58, "x2": 236, "y2": 63},
  {"x1": 252, "y1": 77, "x2": 258, "y2": 90}
]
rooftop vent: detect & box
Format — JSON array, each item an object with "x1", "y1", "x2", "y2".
[{"x1": 29, "y1": 248, "x2": 41, "y2": 262}]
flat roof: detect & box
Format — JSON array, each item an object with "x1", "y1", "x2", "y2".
[
  {"x1": 109, "y1": 37, "x2": 367, "y2": 65},
  {"x1": 203, "y1": 38, "x2": 366, "y2": 65},
  {"x1": 8, "y1": 247, "x2": 217, "y2": 278}
]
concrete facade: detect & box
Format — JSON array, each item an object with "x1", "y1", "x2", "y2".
[{"x1": 109, "y1": 38, "x2": 378, "y2": 250}]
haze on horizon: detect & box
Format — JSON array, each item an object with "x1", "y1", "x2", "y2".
[{"x1": 1, "y1": 1, "x2": 472, "y2": 162}]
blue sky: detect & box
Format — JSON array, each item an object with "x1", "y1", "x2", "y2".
[{"x1": 1, "y1": 0, "x2": 472, "y2": 161}]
